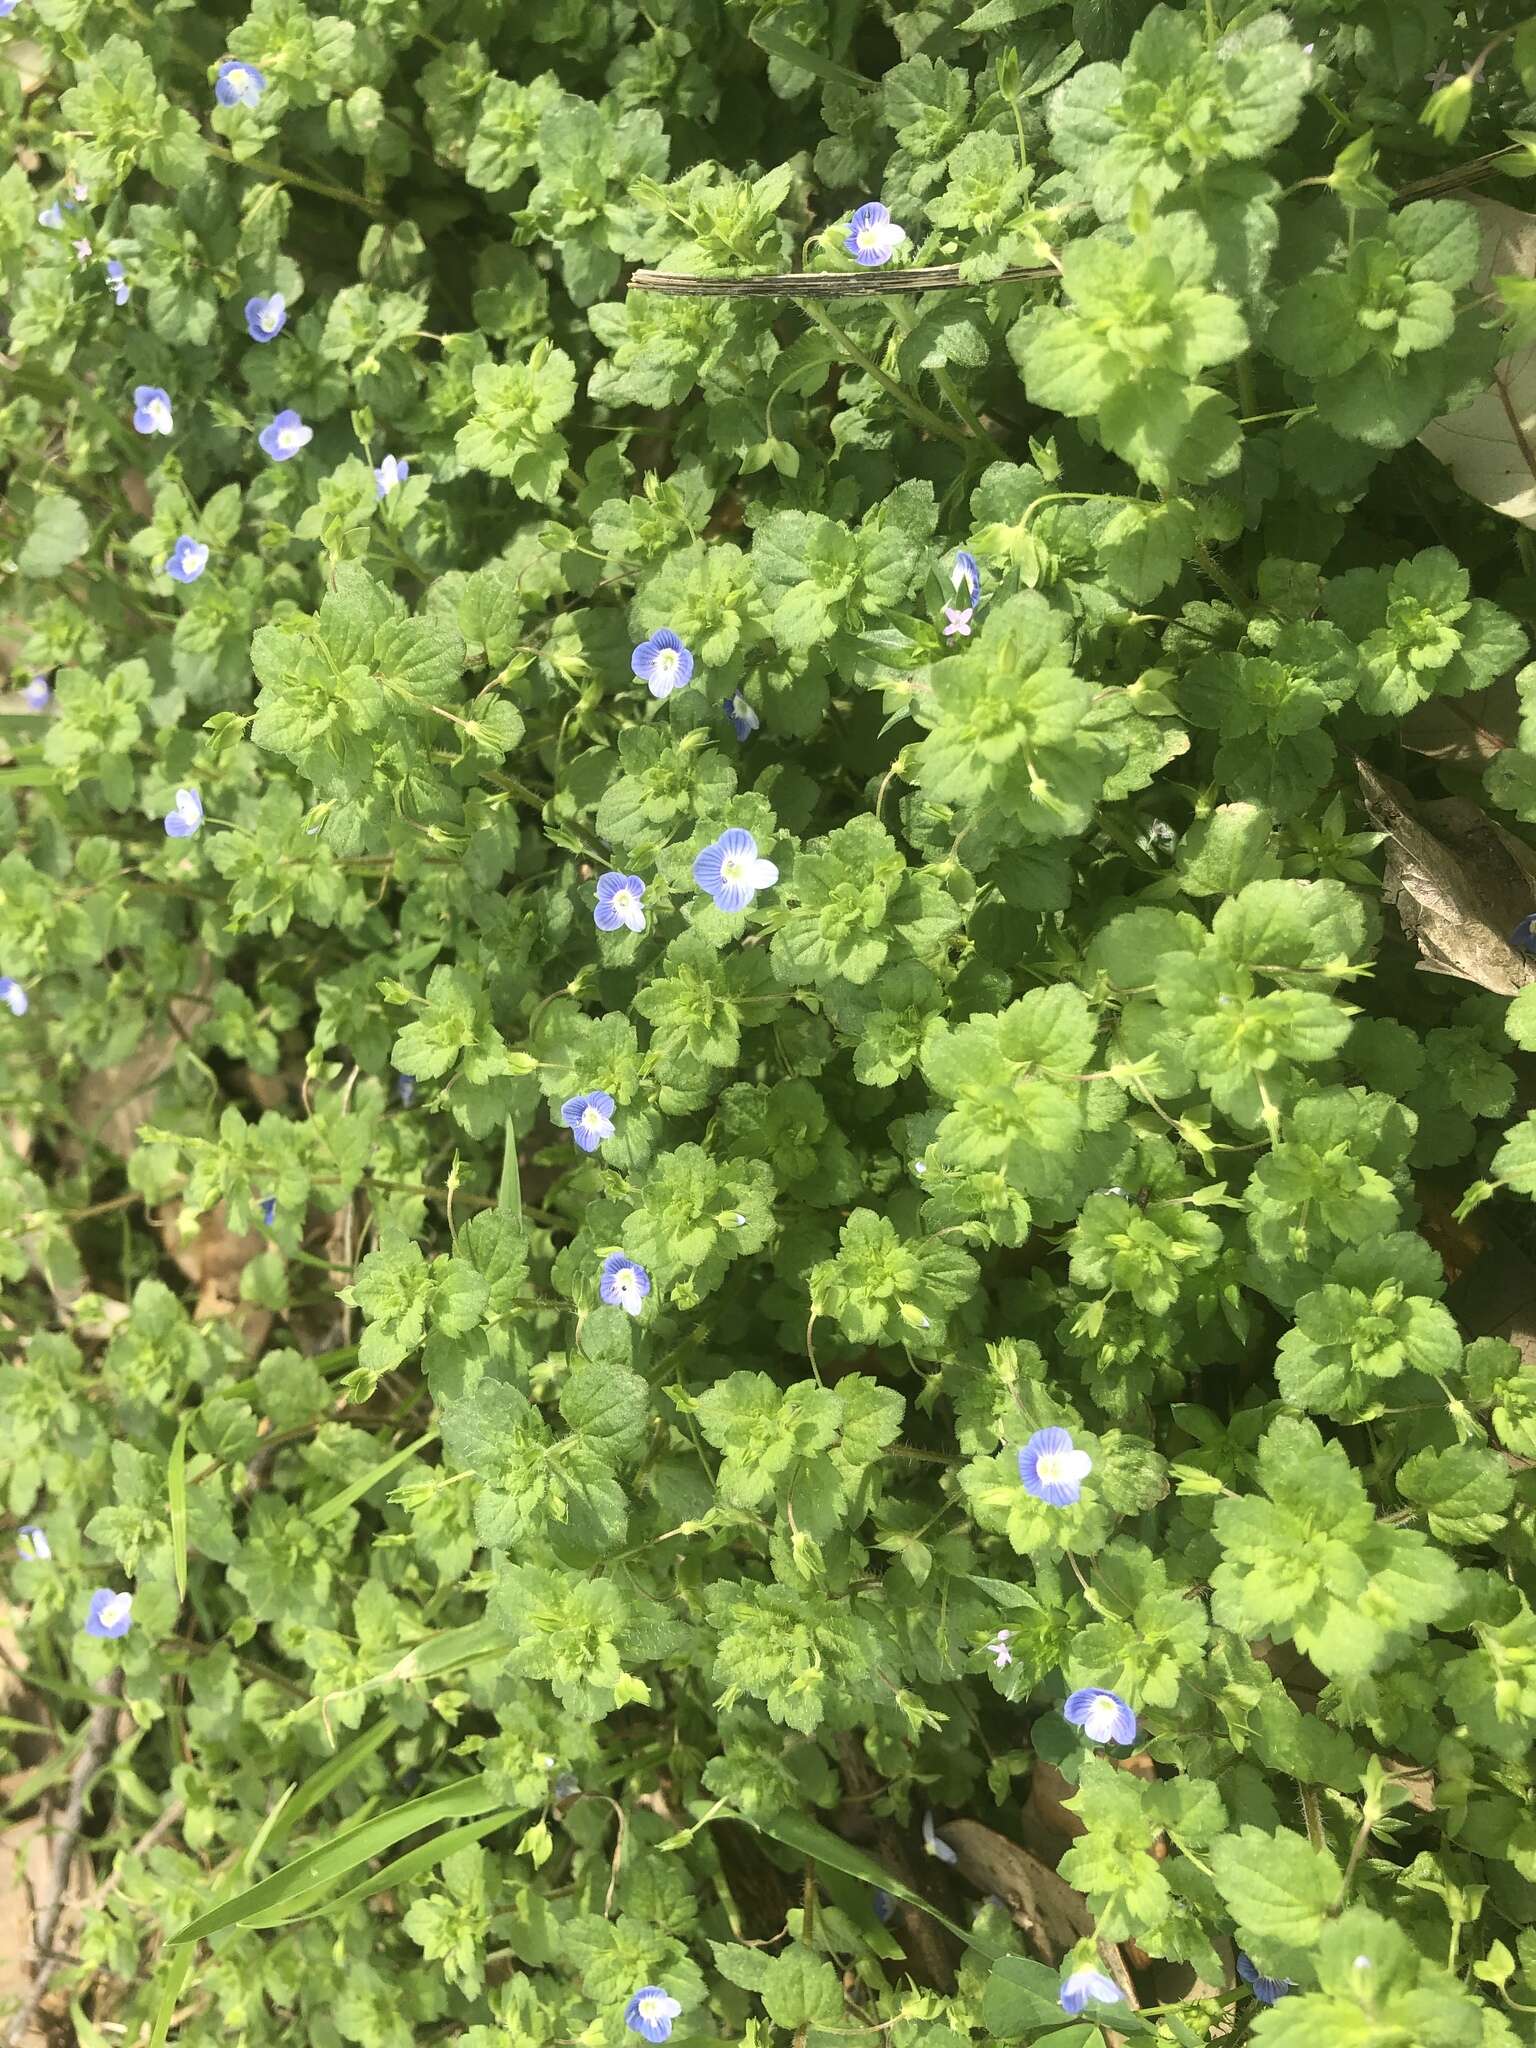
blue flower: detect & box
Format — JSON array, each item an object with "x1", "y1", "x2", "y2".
[
  {"x1": 1236, "y1": 1953, "x2": 1293, "y2": 2005},
  {"x1": 1063, "y1": 1688, "x2": 1138, "y2": 1746},
  {"x1": 1059, "y1": 1967, "x2": 1123, "y2": 2017},
  {"x1": 24, "y1": 675, "x2": 50, "y2": 711},
  {"x1": 561, "y1": 1089, "x2": 616, "y2": 1153},
  {"x1": 396, "y1": 1072, "x2": 416, "y2": 1106},
  {"x1": 132, "y1": 385, "x2": 173, "y2": 436},
  {"x1": 624, "y1": 1989, "x2": 682, "y2": 2045},
  {"x1": 37, "y1": 201, "x2": 65, "y2": 229},
  {"x1": 0, "y1": 3, "x2": 22, "y2": 19},
  {"x1": 844, "y1": 201, "x2": 907, "y2": 267},
  {"x1": 0, "y1": 977, "x2": 28, "y2": 1017},
  {"x1": 1018, "y1": 1426, "x2": 1093, "y2": 1507},
  {"x1": 216, "y1": 60, "x2": 266, "y2": 107},
  {"x1": 692, "y1": 827, "x2": 778, "y2": 914},
  {"x1": 631, "y1": 628, "x2": 694, "y2": 699},
  {"x1": 17, "y1": 1526, "x2": 51, "y2": 1562},
  {"x1": 722, "y1": 692, "x2": 759, "y2": 742},
  {"x1": 942, "y1": 605, "x2": 973, "y2": 640},
  {"x1": 595, "y1": 871, "x2": 646, "y2": 934},
  {"x1": 164, "y1": 535, "x2": 209, "y2": 584},
  {"x1": 259, "y1": 1196, "x2": 277, "y2": 1228},
  {"x1": 951, "y1": 549, "x2": 981, "y2": 607},
  {"x1": 245, "y1": 291, "x2": 287, "y2": 342},
  {"x1": 600, "y1": 1252, "x2": 651, "y2": 1318},
  {"x1": 922, "y1": 1812, "x2": 957, "y2": 1865},
  {"x1": 105, "y1": 259, "x2": 130, "y2": 306},
  {"x1": 375, "y1": 454, "x2": 409, "y2": 497},
  {"x1": 1511, "y1": 914, "x2": 1536, "y2": 953},
  {"x1": 871, "y1": 1887, "x2": 895, "y2": 1924},
  {"x1": 259, "y1": 408, "x2": 313, "y2": 462},
  {"x1": 164, "y1": 788, "x2": 204, "y2": 839},
  {"x1": 84, "y1": 1588, "x2": 134, "y2": 1640}
]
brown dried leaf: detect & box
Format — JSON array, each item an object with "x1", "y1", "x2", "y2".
[
  {"x1": 158, "y1": 1200, "x2": 272, "y2": 1351},
  {"x1": 935, "y1": 1817, "x2": 1093, "y2": 1962},
  {"x1": 1421, "y1": 195, "x2": 1536, "y2": 525},
  {"x1": 1400, "y1": 675, "x2": 1518, "y2": 764},
  {"x1": 1356, "y1": 760, "x2": 1536, "y2": 994}
]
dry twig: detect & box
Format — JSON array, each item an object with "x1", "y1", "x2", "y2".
[
  {"x1": 627, "y1": 263, "x2": 1055, "y2": 298},
  {"x1": 4, "y1": 1672, "x2": 125, "y2": 2048}
]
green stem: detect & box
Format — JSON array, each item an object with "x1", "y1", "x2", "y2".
[
  {"x1": 799, "y1": 299, "x2": 971, "y2": 448},
  {"x1": 883, "y1": 296, "x2": 992, "y2": 441},
  {"x1": 202, "y1": 139, "x2": 391, "y2": 218}
]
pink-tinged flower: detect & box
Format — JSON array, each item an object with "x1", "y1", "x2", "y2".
[
  {"x1": 987, "y1": 1628, "x2": 1012, "y2": 1670},
  {"x1": 942, "y1": 606, "x2": 973, "y2": 639}
]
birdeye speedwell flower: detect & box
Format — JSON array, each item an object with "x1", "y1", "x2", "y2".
[
  {"x1": 600, "y1": 1253, "x2": 651, "y2": 1317},
  {"x1": 723, "y1": 692, "x2": 759, "y2": 741},
  {"x1": 245, "y1": 292, "x2": 287, "y2": 341},
  {"x1": 259, "y1": 409, "x2": 313, "y2": 461},
  {"x1": 375, "y1": 455, "x2": 409, "y2": 497},
  {"x1": 951, "y1": 549, "x2": 981, "y2": 606},
  {"x1": 595, "y1": 872, "x2": 646, "y2": 933},
  {"x1": 18, "y1": 1526, "x2": 50, "y2": 1561},
  {"x1": 693, "y1": 828, "x2": 777, "y2": 913},
  {"x1": 1018, "y1": 1426, "x2": 1092, "y2": 1507},
  {"x1": 105, "y1": 260, "x2": 130, "y2": 305},
  {"x1": 624, "y1": 1989, "x2": 682, "y2": 2044},
  {"x1": 216, "y1": 60, "x2": 266, "y2": 107},
  {"x1": 561, "y1": 1091, "x2": 615, "y2": 1153},
  {"x1": 165, "y1": 536, "x2": 209, "y2": 584},
  {"x1": 164, "y1": 789, "x2": 204, "y2": 839},
  {"x1": 1059, "y1": 1968, "x2": 1123, "y2": 2016},
  {"x1": 632, "y1": 628, "x2": 694, "y2": 699},
  {"x1": 84, "y1": 1588, "x2": 134, "y2": 1639},
  {"x1": 0, "y1": 977, "x2": 29, "y2": 1017},
  {"x1": 24, "y1": 676, "x2": 50, "y2": 711},
  {"x1": 1063, "y1": 1688, "x2": 1137, "y2": 1745},
  {"x1": 1236, "y1": 1953, "x2": 1293, "y2": 2005},
  {"x1": 845, "y1": 201, "x2": 907, "y2": 266},
  {"x1": 133, "y1": 386, "x2": 173, "y2": 436}
]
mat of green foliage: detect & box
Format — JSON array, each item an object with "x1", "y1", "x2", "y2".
[{"x1": 5, "y1": 1, "x2": 1536, "y2": 2044}]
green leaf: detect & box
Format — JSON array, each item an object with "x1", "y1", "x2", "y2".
[{"x1": 18, "y1": 494, "x2": 90, "y2": 578}]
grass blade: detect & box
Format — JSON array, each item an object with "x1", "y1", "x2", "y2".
[
  {"x1": 748, "y1": 13, "x2": 870, "y2": 89},
  {"x1": 247, "y1": 1812, "x2": 507, "y2": 1928},
  {"x1": 167, "y1": 1775, "x2": 503, "y2": 1946},
  {"x1": 498, "y1": 1114, "x2": 522, "y2": 1222},
  {"x1": 742, "y1": 1807, "x2": 1002, "y2": 1959},
  {"x1": 167, "y1": 1415, "x2": 190, "y2": 1603},
  {"x1": 310, "y1": 1428, "x2": 437, "y2": 1529}
]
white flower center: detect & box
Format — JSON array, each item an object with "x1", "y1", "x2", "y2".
[
  {"x1": 278, "y1": 427, "x2": 303, "y2": 449},
  {"x1": 612, "y1": 887, "x2": 635, "y2": 915},
  {"x1": 261, "y1": 306, "x2": 280, "y2": 331},
  {"x1": 149, "y1": 400, "x2": 170, "y2": 430},
  {"x1": 721, "y1": 854, "x2": 749, "y2": 883},
  {"x1": 1086, "y1": 1698, "x2": 1119, "y2": 1740},
  {"x1": 581, "y1": 1106, "x2": 605, "y2": 1131},
  {"x1": 856, "y1": 227, "x2": 881, "y2": 250},
  {"x1": 638, "y1": 1998, "x2": 666, "y2": 2022},
  {"x1": 101, "y1": 1594, "x2": 131, "y2": 1628},
  {"x1": 229, "y1": 68, "x2": 250, "y2": 91},
  {"x1": 616, "y1": 1270, "x2": 638, "y2": 1300},
  {"x1": 1036, "y1": 1449, "x2": 1077, "y2": 1487},
  {"x1": 653, "y1": 648, "x2": 678, "y2": 684}
]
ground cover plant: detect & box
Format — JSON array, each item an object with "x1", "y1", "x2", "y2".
[{"x1": 7, "y1": 0, "x2": 1536, "y2": 2042}]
